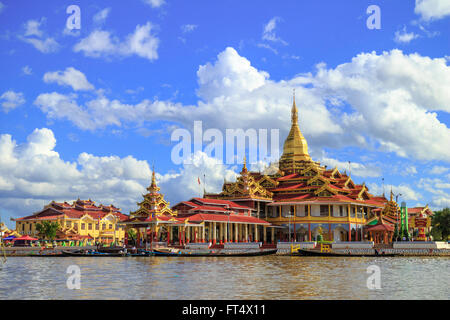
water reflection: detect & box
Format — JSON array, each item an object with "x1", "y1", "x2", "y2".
[{"x1": 0, "y1": 256, "x2": 448, "y2": 299}]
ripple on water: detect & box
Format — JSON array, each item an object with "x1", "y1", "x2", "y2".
[{"x1": 0, "y1": 256, "x2": 448, "y2": 299}]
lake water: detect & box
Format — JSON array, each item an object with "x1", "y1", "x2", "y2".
[{"x1": 0, "y1": 256, "x2": 448, "y2": 299}]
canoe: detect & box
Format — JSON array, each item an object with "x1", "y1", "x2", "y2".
[
  {"x1": 152, "y1": 248, "x2": 278, "y2": 257},
  {"x1": 97, "y1": 247, "x2": 124, "y2": 254},
  {"x1": 27, "y1": 253, "x2": 65, "y2": 257},
  {"x1": 61, "y1": 250, "x2": 126, "y2": 257},
  {"x1": 291, "y1": 249, "x2": 399, "y2": 257}
]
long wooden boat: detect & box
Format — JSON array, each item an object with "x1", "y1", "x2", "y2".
[
  {"x1": 61, "y1": 250, "x2": 126, "y2": 257},
  {"x1": 152, "y1": 248, "x2": 278, "y2": 257},
  {"x1": 97, "y1": 247, "x2": 124, "y2": 254},
  {"x1": 27, "y1": 253, "x2": 65, "y2": 257},
  {"x1": 291, "y1": 248, "x2": 399, "y2": 257}
]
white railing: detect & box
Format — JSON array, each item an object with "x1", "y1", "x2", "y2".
[{"x1": 224, "y1": 242, "x2": 262, "y2": 249}]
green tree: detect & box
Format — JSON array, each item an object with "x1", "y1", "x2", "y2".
[
  {"x1": 35, "y1": 221, "x2": 60, "y2": 240},
  {"x1": 393, "y1": 223, "x2": 399, "y2": 241},
  {"x1": 127, "y1": 228, "x2": 137, "y2": 244},
  {"x1": 431, "y1": 208, "x2": 450, "y2": 241}
]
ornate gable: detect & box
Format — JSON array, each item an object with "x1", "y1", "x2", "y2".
[
  {"x1": 307, "y1": 174, "x2": 328, "y2": 186},
  {"x1": 214, "y1": 158, "x2": 273, "y2": 200},
  {"x1": 344, "y1": 176, "x2": 355, "y2": 189},
  {"x1": 314, "y1": 182, "x2": 338, "y2": 197}
]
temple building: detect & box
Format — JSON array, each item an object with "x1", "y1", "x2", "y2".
[
  {"x1": 121, "y1": 168, "x2": 273, "y2": 247},
  {"x1": 205, "y1": 95, "x2": 393, "y2": 242},
  {"x1": 366, "y1": 192, "x2": 433, "y2": 243},
  {"x1": 12, "y1": 199, "x2": 128, "y2": 243}
]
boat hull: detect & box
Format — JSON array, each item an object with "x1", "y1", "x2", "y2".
[
  {"x1": 152, "y1": 249, "x2": 278, "y2": 257},
  {"x1": 61, "y1": 250, "x2": 126, "y2": 257},
  {"x1": 291, "y1": 249, "x2": 399, "y2": 257}
]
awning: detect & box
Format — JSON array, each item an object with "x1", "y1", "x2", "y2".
[{"x1": 13, "y1": 235, "x2": 38, "y2": 241}]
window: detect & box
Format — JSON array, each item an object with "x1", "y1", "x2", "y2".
[
  {"x1": 74, "y1": 223, "x2": 78, "y2": 230},
  {"x1": 339, "y1": 206, "x2": 344, "y2": 217},
  {"x1": 276, "y1": 206, "x2": 281, "y2": 218},
  {"x1": 102, "y1": 224, "x2": 106, "y2": 230},
  {"x1": 95, "y1": 224, "x2": 99, "y2": 230},
  {"x1": 81, "y1": 223, "x2": 85, "y2": 230},
  {"x1": 109, "y1": 224, "x2": 112, "y2": 229},
  {"x1": 320, "y1": 205, "x2": 329, "y2": 217},
  {"x1": 66, "y1": 221, "x2": 71, "y2": 228},
  {"x1": 88, "y1": 223, "x2": 92, "y2": 230},
  {"x1": 268, "y1": 206, "x2": 273, "y2": 218},
  {"x1": 282, "y1": 206, "x2": 294, "y2": 217}
]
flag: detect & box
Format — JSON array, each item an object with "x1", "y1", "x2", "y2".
[{"x1": 198, "y1": 177, "x2": 201, "y2": 185}]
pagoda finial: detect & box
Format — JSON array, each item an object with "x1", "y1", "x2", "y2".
[
  {"x1": 148, "y1": 164, "x2": 160, "y2": 192},
  {"x1": 241, "y1": 155, "x2": 248, "y2": 174},
  {"x1": 292, "y1": 89, "x2": 298, "y2": 124},
  {"x1": 390, "y1": 187, "x2": 393, "y2": 202}
]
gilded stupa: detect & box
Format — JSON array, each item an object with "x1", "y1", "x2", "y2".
[{"x1": 278, "y1": 93, "x2": 320, "y2": 174}]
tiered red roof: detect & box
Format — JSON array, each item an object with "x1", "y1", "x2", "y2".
[
  {"x1": 14, "y1": 199, "x2": 128, "y2": 222},
  {"x1": 171, "y1": 198, "x2": 269, "y2": 226}
]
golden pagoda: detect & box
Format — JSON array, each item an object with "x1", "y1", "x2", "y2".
[{"x1": 279, "y1": 93, "x2": 320, "y2": 174}]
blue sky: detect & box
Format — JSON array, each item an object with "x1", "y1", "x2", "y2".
[{"x1": 1, "y1": 0, "x2": 450, "y2": 228}]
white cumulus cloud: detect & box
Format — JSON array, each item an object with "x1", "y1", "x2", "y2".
[
  {"x1": 415, "y1": 0, "x2": 450, "y2": 21},
  {"x1": 43, "y1": 67, "x2": 94, "y2": 91},
  {"x1": 1, "y1": 91, "x2": 25, "y2": 112},
  {"x1": 73, "y1": 22, "x2": 159, "y2": 61}
]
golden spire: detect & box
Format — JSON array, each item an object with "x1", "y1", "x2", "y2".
[
  {"x1": 279, "y1": 91, "x2": 312, "y2": 173},
  {"x1": 292, "y1": 89, "x2": 298, "y2": 124},
  {"x1": 241, "y1": 155, "x2": 248, "y2": 174},
  {"x1": 148, "y1": 165, "x2": 160, "y2": 192}
]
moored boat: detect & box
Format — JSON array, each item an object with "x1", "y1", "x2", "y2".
[
  {"x1": 291, "y1": 248, "x2": 399, "y2": 257},
  {"x1": 152, "y1": 248, "x2": 278, "y2": 257},
  {"x1": 61, "y1": 250, "x2": 127, "y2": 257}
]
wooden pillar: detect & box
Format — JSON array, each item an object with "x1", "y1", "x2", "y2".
[
  {"x1": 212, "y1": 222, "x2": 216, "y2": 244},
  {"x1": 271, "y1": 227, "x2": 275, "y2": 244},
  {"x1": 245, "y1": 224, "x2": 248, "y2": 242},
  {"x1": 348, "y1": 223, "x2": 352, "y2": 241},
  {"x1": 257, "y1": 201, "x2": 261, "y2": 219},
  {"x1": 308, "y1": 223, "x2": 311, "y2": 241},
  {"x1": 254, "y1": 224, "x2": 258, "y2": 242},
  {"x1": 224, "y1": 222, "x2": 228, "y2": 243},
  {"x1": 167, "y1": 226, "x2": 170, "y2": 245},
  {"x1": 263, "y1": 226, "x2": 267, "y2": 244},
  {"x1": 293, "y1": 206, "x2": 297, "y2": 241}
]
